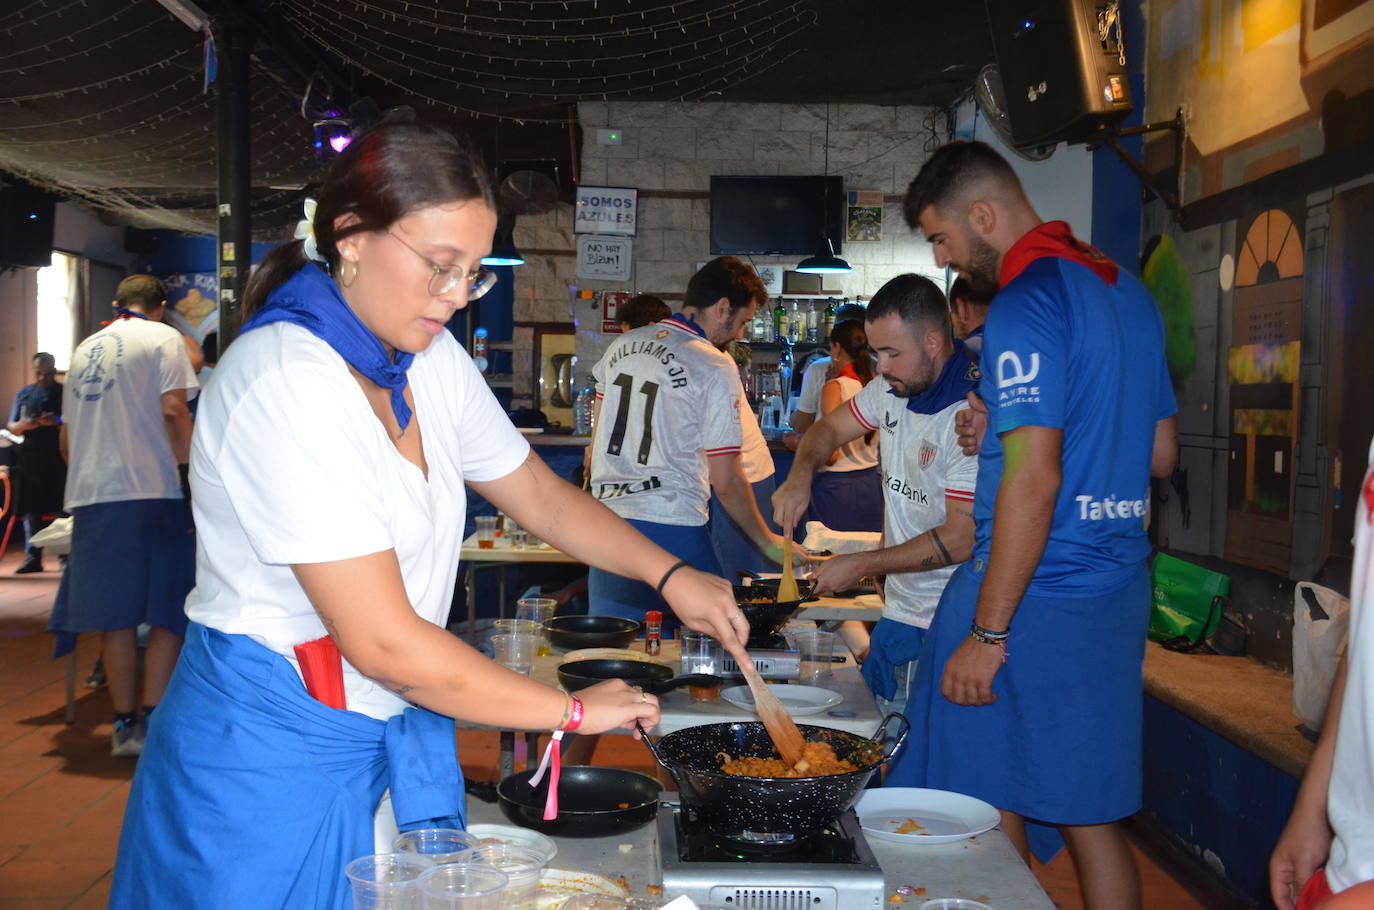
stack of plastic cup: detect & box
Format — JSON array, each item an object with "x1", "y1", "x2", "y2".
[
  {"x1": 515, "y1": 598, "x2": 557, "y2": 656},
  {"x1": 467, "y1": 843, "x2": 547, "y2": 910},
  {"x1": 392, "y1": 828, "x2": 480, "y2": 865},
  {"x1": 344, "y1": 853, "x2": 434, "y2": 909},
  {"x1": 416, "y1": 863, "x2": 508, "y2": 909}
]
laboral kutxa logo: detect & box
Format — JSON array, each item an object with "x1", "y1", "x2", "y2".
[{"x1": 996, "y1": 350, "x2": 1040, "y2": 406}]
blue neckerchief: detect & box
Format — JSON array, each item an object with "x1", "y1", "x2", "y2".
[
  {"x1": 242, "y1": 263, "x2": 416, "y2": 431},
  {"x1": 898, "y1": 338, "x2": 981, "y2": 415},
  {"x1": 661, "y1": 312, "x2": 706, "y2": 339},
  {"x1": 112, "y1": 306, "x2": 149, "y2": 321}
]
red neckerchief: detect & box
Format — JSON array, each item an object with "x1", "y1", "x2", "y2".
[
  {"x1": 999, "y1": 221, "x2": 1119, "y2": 288},
  {"x1": 835, "y1": 363, "x2": 861, "y2": 382}
]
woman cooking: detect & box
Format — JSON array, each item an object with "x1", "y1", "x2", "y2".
[{"x1": 110, "y1": 120, "x2": 751, "y2": 909}]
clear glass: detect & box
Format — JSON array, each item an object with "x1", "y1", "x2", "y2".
[
  {"x1": 791, "y1": 629, "x2": 837, "y2": 685},
  {"x1": 344, "y1": 853, "x2": 433, "y2": 910},
  {"x1": 416, "y1": 863, "x2": 508, "y2": 909},
  {"x1": 490, "y1": 633, "x2": 537, "y2": 675},
  {"x1": 474, "y1": 516, "x2": 498, "y2": 549},
  {"x1": 679, "y1": 630, "x2": 724, "y2": 702},
  {"x1": 392, "y1": 828, "x2": 480, "y2": 865},
  {"x1": 492, "y1": 619, "x2": 540, "y2": 638},
  {"x1": 515, "y1": 598, "x2": 557, "y2": 657}
]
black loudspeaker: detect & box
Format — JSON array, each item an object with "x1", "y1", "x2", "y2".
[
  {"x1": 0, "y1": 181, "x2": 56, "y2": 269},
  {"x1": 985, "y1": 0, "x2": 1133, "y2": 146}
]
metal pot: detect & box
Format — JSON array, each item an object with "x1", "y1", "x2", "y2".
[
  {"x1": 732, "y1": 581, "x2": 817, "y2": 640},
  {"x1": 641, "y1": 715, "x2": 908, "y2": 838},
  {"x1": 556, "y1": 658, "x2": 722, "y2": 695},
  {"x1": 544, "y1": 615, "x2": 641, "y2": 650},
  {"x1": 496, "y1": 765, "x2": 660, "y2": 837}
]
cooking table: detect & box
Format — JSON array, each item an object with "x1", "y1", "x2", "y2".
[{"x1": 463, "y1": 790, "x2": 1057, "y2": 909}]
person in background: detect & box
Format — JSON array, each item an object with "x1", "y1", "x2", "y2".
[
  {"x1": 109, "y1": 122, "x2": 752, "y2": 909},
  {"x1": 783, "y1": 302, "x2": 866, "y2": 450},
  {"x1": 7, "y1": 352, "x2": 66, "y2": 574},
  {"x1": 800, "y1": 320, "x2": 882, "y2": 534},
  {"x1": 198, "y1": 330, "x2": 219, "y2": 386},
  {"x1": 774, "y1": 275, "x2": 978, "y2": 713},
  {"x1": 1269, "y1": 436, "x2": 1374, "y2": 910},
  {"x1": 948, "y1": 276, "x2": 993, "y2": 363},
  {"x1": 890, "y1": 140, "x2": 1179, "y2": 910},
  {"x1": 58, "y1": 276, "x2": 198, "y2": 758},
  {"x1": 588, "y1": 256, "x2": 787, "y2": 626},
  {"x1": 617, "y1": 293, "x2": 671, "y2": 332}
]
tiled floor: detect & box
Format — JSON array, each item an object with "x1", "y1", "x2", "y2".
[{"x1": 0, "y1": 549, "x2": 1211, "y2": 908}]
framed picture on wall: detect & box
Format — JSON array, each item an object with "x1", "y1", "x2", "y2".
[{"x1": 754, "y1": 263, "x2": 784, "y2": 296}]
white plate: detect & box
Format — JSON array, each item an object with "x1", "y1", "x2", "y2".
[
  {"x1": 853, "y1": 788, "x2": 1000, "y2": 845},
  {"x1": 536, "y1": 868, "x2": 629, "y2": 910},
  {"x1": 518, "y1": 426, "x2": 545, "y2": 435},
  {"x1": 464, "y1": 823, "x2": 557, "y2": 863},
  {"x1": 719, "y1": 684, "x2": 843, "y2": 716}
]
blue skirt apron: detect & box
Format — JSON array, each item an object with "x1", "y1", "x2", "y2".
[
  {"x1": 110, "y1": 623, "x2": 465, "y2": 909},
  {"x1": 885, "y1": 562, "x2": 1150, "y2": 862}
]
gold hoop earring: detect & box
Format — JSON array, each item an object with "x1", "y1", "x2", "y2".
[{"x1": 338, "y1": 259, "x2": 358, "y2": 288}]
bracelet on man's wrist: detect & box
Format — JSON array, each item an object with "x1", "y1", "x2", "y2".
[
  {"x1": 969, "y1": 621, "x2": 1009, "y2": 644},
  {"x1": 655, "y1": 559, "x2": 690, "y2": 598}
]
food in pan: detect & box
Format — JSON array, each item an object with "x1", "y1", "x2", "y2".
[{"x1": 716, "y1": 740, "x2": 859, "y2": 778}]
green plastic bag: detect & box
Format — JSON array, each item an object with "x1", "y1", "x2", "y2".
[{"x1": 1149, "y1": 553, "x2": 1230, "y2": 650}]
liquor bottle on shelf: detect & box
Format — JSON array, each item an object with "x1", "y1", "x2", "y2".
[
  {"x1": 804, "y1": 301, "x2": 818, "y2": 344},
  {"x1": 787, "y1": 301, "x2": 801, "y2": 345},
  {"x1": 472, "y1": 327, "x2": 489, "y2": 374},
  {"x1": 823, "y1": 298, "x2": 836, "y2": 340},
  {"x1": 772, "y1": 299, "x2": 786, "y2": 343}
]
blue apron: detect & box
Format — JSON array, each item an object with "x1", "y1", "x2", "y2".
[{"x1": 110, "y1": 623, "x2": 465, "y2": 909}]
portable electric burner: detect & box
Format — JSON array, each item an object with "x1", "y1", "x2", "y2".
[
  {"x1": 655, "y1": 800, "x2": 886, "y2": 909},
  {"x1": 719, "y1": 633, "x2": 800, "y2": 681}
]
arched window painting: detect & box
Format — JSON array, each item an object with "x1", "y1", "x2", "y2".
[{"x1": 1226, "y1": 207, "x2": 1304, "y2": 574}]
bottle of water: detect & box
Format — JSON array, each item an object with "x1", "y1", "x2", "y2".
[
  {"x1": 573, "y1": 376, "x2": 597, "y2": 436},
  {"x1": 472, "y1": 327, "x2": 489, "y2": 374}
]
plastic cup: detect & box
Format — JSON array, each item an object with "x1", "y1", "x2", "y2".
[
  {"x1": 416, "y1": 863, "x2": 508, "y2": 909},
  {"x1": 344, "y1": 853, "x2": 433, "y2": 910},
  {"x1": 505, "y1": 520, "x2": 528, "y2": 551},
  {"x1": 919, "y1": 901, "x2": 993, "y2": 910},
  {"x1": 392, "y1": 828, "x2": 480, "y2": 865},
  {"x1": 492, "y1": 619, "x2": 541, "y2": 639},
  {"x1": 679, "y1": 631, "x2": 724, "y2": 702},
  {"x1": 490, "y1": 633, "x2": 537, "y2": 675},
  {"x1": 516, "y1": 598, "x2": 557, "y2": 657},
  {"x1": 475, "y1": 516, "x2": 498, "y2": 550},
  {"x1": 792, "y1": 630, "x2": 837, "y2": 685},
  {"x1": 467, "y1": 843, "x2": 547, "y2": 910}
]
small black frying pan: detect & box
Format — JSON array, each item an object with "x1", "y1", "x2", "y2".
[
  {"x1": 556, "y1": 658, "x2": 722, "y2": 695},
  {"x1": 494, "y1": 765, "x2": 661, "y2": 837}
]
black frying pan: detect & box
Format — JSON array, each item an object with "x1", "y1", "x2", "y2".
[
  {"x1": 556, "y1": 658, "x2": 722, "y2": 695},
  {"x1": 495, "y1": 765, "x2": 661, "y2": 836}
]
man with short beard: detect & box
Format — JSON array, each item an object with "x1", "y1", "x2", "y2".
[
  {"x1": 773, "y1": 274, "x2": 979, "y2": 715},
  {"x1": 887, "y1": 140, "x2": 1179, "y2": 910}
]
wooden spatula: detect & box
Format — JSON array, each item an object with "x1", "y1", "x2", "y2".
[
  {"x1": 737, "y1": 656, "x2": 806, "y2": 769},
  {"x1": 776, "y1": 536, "x2": 800, "y2": 603}
]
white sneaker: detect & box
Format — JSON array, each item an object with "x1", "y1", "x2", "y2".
[{"x1": 111, "y1": 719, "x2": 143, "y2": 759}]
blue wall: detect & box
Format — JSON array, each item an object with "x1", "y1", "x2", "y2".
[{"x1": 137, "y1": 231, "x2": 275, "y2": 275}]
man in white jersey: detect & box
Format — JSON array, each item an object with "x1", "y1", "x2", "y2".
[
  {"x1": 1269, "y1": 436, "x2": 1374, "y2": 909},
  {"x1": 774, "y1": 274, "x2": 979, "y2": 712},
  {"x1": 56, "y1": 274, "x2": 198, "y2": 758},
  {"x1": 589, "y1": 256, "x2": 786, "y2": 623}
]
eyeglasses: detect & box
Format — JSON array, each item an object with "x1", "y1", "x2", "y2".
[{"x1": 386, "y1": 230, "x2": 498, "y2": 300}]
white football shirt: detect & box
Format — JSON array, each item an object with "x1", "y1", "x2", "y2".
[
  {"x1": 850, "y1": 376, "x2": 978, "y2": 627},
  {"x1": 591, "y1": 317, "x2": 743, "y2": 526}
]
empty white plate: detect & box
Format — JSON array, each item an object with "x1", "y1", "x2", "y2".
[
  {"x1": 719, "y1": 684, "x2": 843, "y2": 716},
  {"x1": 853, "y1": 788, "x2": 1000, "y2": 845}
]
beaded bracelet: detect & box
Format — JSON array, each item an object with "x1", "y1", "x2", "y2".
[{"x1": 969, "y1": 621, "x2": 1009, "y2": 644}]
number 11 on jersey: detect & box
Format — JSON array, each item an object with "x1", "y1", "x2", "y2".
[{"x1": 606, "y1": 374, "x2": 660, "y2": 465}]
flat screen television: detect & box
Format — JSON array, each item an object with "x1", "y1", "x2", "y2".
[{"x1": 709, "y1": 175, "x2": 844, "y2": 256}]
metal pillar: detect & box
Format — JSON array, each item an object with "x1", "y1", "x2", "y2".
[{"x1": 213, "y1": 13, "x2": 252, "y2": 347}]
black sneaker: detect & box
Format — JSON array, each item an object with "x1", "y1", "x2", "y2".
[
  {"x1": 85, "y1": 659, "x2": 106, "y2": 689},
  {"x1": 14, "y1": 554, "x2": 44, "y2": 574}
]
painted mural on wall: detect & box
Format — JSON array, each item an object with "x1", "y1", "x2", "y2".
[
  {"x1": 161, "y1": 272, "x2": 219, "y2": 343},
  {"x1": 1145, "y1": 0, "x2": 1374, "y2": 196}
]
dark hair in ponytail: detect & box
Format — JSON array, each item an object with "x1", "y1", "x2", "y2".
[
  {"x1": 831, "y1": 320, "x2": 874, "y2": 385},
  {"x1": 243, "y1": 121, "x2": 496, "y2": 319}
]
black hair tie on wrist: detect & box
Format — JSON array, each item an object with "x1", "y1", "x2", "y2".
[{"x1": 655, "y1": 559, "x2": 691, "y2": 598}]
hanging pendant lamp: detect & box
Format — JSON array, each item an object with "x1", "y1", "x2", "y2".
[
  {"x1": 796, "y1": 84, "x2": 850, "y2": 276},
  {"x1": 482, "y1": 213, "x2": 525, "y2": 267}
]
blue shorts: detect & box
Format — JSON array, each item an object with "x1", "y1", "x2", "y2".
[
  {"x1": 806, "y1": 466, "x2": 884, "y2": 535},
  {"x1": 885, "y1": 562, "x2": 1150, "y2": 852},
  {"x1": 52, "y1": 499, "x2": 194, "y2": 637},
  {"x1": 708, "y1": 476, "x2": 779, "y2": 580},
  {"x1": 589, "y1": 519, "x2": 723, "y2": 637}
]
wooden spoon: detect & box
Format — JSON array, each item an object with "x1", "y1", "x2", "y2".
[
  {"x1": 737, "y1": 655, "x2": 806, "y2": 769},
  {"x1": 776, "y1": 536, "x2": 800, "y2": 603}
]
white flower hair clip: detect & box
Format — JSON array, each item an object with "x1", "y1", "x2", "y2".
[{"x1": 294, "y1": 198, "x2": 326, "y2": 264}]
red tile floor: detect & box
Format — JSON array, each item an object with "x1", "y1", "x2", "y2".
[{"x1": 0, "y1": 549, "x2": 1213, "y2": 908}]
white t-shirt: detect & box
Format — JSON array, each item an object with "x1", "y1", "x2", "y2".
[
  {"x1": 63, "y1": 317, "x2": 199, "y2": 509},
  {"x1": 821, "y1": 374, "x2": 879, "y2": 473},
  {"x1": 794, "y1": 357, "x2": 831, "y2": 417},
  {"x1": 737, "y1": 383, "x2": 775, "y2": 484},
  {"x1": 591, "y1": 317, "x2": 743, "y2": 526},
  {"x1": 849, "y1": 377, "x2": 978, "y2": 628},
  {"x1": 1326, "y1": 436, "x2": 1374, "y2": 892},
  {"x1": 184, "y1": 324, "x2": 530, "y2": 719}
]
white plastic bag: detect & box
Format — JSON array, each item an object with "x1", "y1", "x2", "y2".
[
  {"x1": 1293, "y1": 582, "x2": 1350, "y2": 731},
  {"x1": 28, "y1": 516, "x2": 72, "y2": 555},
  {"x1": 801, "y1": 520, "x2": 882, "y2": 555}
]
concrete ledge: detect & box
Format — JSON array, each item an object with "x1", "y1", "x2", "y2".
[{"x1": 1143, "y1": 642, "x2": 1314, "y2": 779}]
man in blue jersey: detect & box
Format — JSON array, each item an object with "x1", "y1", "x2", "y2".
[{"x1": 888, "y1": 141, "x2": 1179, "y2": 910}]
